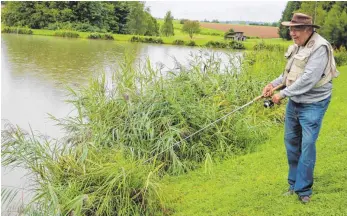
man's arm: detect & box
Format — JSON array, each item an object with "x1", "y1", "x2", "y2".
[{"x1": 270, "y1": 74, "x2": 284, "y2": 88}]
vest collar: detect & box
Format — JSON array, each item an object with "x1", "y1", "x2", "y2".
[{"x1": 301, "y1": 31, "x2": 315, "y2": 47}]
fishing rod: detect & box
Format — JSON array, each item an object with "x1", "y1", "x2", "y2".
[{"x1": 144, "y1": 84, "x2": 285, "y2": 163}]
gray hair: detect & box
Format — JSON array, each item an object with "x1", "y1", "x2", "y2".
[{"x1": 304, "y1": 26, "x2": 314, "y2": 32}]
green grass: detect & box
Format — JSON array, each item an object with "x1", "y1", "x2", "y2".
[{"x1": 160, "y1": 66, "x2": 347, "y2": 215}]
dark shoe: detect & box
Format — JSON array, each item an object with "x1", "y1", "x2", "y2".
[
  {"x1": 282, "y1": 190, "x2": 294, "y2": 196},
  {"x1": 299, "y1": 195, "x2": 311, "y2": 204}
]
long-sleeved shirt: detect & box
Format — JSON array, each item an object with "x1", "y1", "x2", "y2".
[{"x1": 271, "y1": 45, "x2": 332, "y2": 103}]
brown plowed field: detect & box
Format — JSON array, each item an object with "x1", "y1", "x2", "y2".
[{"x1": 201, "y1": 23, "x2": 279, "y2": 38}]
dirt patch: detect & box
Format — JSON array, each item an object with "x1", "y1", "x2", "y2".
[{"x1": 201, "y1": 23, "x2": 279, "y2": 38}]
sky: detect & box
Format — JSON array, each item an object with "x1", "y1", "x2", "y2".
[{"x1": 145, "y1": 1, "x2": 288, "y2": 23}]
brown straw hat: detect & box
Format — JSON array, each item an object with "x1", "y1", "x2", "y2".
[{"x1": 281, "y1": 13, "x2": 320, "y2": 29}]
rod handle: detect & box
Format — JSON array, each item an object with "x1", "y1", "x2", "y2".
[{"x1": 255, "y1": 84, "x2": 285, "y2": 101}]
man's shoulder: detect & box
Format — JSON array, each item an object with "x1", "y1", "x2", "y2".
[
  {"x1": 313, "y1": 33, "x2": 331, "y2": 47},
  {"x1": 285, "y1": 44, "x2": 298, "y2": 58},
  {"x1": 306, "y1": 33, "x2": 331, "y2": 54}
]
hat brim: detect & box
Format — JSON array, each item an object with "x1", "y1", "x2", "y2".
[{"x1": 281, "y1": 21, "x2": 320, "y2": 29}]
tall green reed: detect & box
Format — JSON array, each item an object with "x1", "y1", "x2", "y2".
[
  {"x1": 2, "y1": 122, "x2": 164, "y2": 215},
  {"x1": 2, "y1": 46, "x2": 287, "y2": 215},
  {"x1": 55, "y1": 48, "x2": 287, "y2": 174}
]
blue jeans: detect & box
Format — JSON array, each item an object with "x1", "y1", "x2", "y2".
[{"x1": 284, "y1": 95, "x2": 331, "y2": 196}]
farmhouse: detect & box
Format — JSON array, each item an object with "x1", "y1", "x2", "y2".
[{"x1": 225, "y1": 32, "x2": 247, "y2": 41}]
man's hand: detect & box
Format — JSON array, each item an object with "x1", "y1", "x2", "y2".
[
  {"x1": 272, "y1": 93, "x2": 282, "y2": 104},
  {"x1": 262, "y1": 83, "x2": 274, "y2": 97}
]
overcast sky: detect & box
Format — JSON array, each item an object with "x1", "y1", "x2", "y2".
[{"x1": 145, "y1": 1, "x2": 288, "y2": 23}]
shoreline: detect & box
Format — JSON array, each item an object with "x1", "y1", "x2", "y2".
[{"x1": 1, "y1": 27, "x2": 292, "y2": 51}]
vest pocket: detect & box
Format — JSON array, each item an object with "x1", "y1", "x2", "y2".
[
  {"x1": 293, "y1": 55, "x2": 308, "y2": 69},
  {"x1": 286, "y1": 72, "x2": 298, "y2": 87}
]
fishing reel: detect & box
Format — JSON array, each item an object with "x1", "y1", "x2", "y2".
[{"x1": 263, "y1": 99, "x2": 274, "y2": 108}]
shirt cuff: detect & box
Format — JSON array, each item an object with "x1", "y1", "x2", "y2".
[{"x1": 279, "y1": 90, "x2": 287, "y2": 99}]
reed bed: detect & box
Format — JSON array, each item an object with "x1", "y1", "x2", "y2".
[
  {"x1": 54, "y1": 31, "x2": 80, "y2": 38},
  {"x1": 2, "y1": 46, "x2": 287, "y2": 215},
  {"x1": 1, "y1": 26, "x2": 33, "y2": 34}
]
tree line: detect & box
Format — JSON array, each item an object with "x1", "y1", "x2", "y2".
[
  {"x1": 279, "y1": 1, "x2": 347, "y2": 49},
  {"x1": 1, "y1": 1, "x2": 161, "y2": 36},
  {"x1": 1, "y1": 1, "x2": 207, "y2": 39}
]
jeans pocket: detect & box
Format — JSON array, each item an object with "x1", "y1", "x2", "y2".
[{"x1": 316, "y1": 96, "x2": 331, "y2": 109}]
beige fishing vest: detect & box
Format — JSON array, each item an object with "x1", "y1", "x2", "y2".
[{"x1": 282, "y1": 32, "x2": 339, "y2": 88}]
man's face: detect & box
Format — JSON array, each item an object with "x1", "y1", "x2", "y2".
[{"x1": 289, "y1": 26, "x2": 311, "y2": 46}]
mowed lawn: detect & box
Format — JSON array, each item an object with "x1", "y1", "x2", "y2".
[{"x1": 160, "y1": 66, "x2": 347, "y2": 215}]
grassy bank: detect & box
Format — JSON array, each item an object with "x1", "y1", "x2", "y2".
[
  {"x1": 160, "y1": 66, "x2": 347, "y2": 215},
  {"x1": 31, "y1": 28, "x2": 293, "y2": 50},
  {"x1": 1, "y1": 25, "x2": 292, "y2": 50}
]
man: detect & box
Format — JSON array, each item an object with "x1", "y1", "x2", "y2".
[{"x1": 262, "y1": 13, "x2": 339, "y2": 203}]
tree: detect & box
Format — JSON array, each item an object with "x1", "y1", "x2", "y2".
[
  {"x1": 160, "y1": 11, "x2": 174, "y2": 37},
  {"x1": 320, "y1": 4, "x2": 347, "y2": 48},
  {"x1": 182, "y1": 20, "x2": 200, "y2": 39},
  {"x1": 145, "y1": 12, "x2": 159, "y2": 36},
  {"x1": 111, "y1": 1, "x2": 130, "y2": 34},
  {"x1": 224, "y1": 28, "x2": 235, "y2": 39},
  {"x1": 278, "y1": 1, "x2": 302, "y2": 40},
  {"x1": 297, "y1": 1, "x2": 347, "y2": 49},
  {"x1": 125, "y1": 2, "x2": 147, "y2": 35},
  {"x1": 179, "y1": 19, "x2": 188, "y2": 24},
  {"x1": 296, "y1": 2, "x2": 327, "y2": 27},
  {"x1": 0, "y1": 1, "x2": 161, "y2": 36}
]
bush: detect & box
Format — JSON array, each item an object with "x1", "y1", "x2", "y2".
[
  {"x1": 205, "y1": 41, "x2": 228, "y2": 48},
  {"x1": 204, "y1": 40, "x2": 245, "y2": 49},
  {"x1": 103, "y1": 33, "x2": 114, "y2": 40},
  {"x1": 47, "y1": 23, "x2": 62, "y2": 31},
  {"x1": 88, "y1": 33, "x2": 114, "y2": 40},
  {"x1": 88, "y1": 32, "x2": 102, "y2": 39},
  {"x1": 172, "y1": 39, "x2": 185, "y2": 45},
  {"x1": 229, "y1": 41, "x2": 246, "y2": 50},
  {"x1": 130, "y1": 36, "x2": 163, "y2": 44},
  {"x1": 46, "y1": 22, "x2": 74, "y2": 31},
  {"x1": 54, "y1": 31, "x2": 79, "y2": 38},
  {"x1": 1, "y1": 26, "x2": 33, "y2": 34},
  {"x1": 334, "y1": 46, "x2": 347, "y2": 66},
  {"x1": 186, "y1": 40, "x2": 196, "y2": 46},
  {"x1": 74, "y1": 22, "x2": 100, "y2": 32},
  {"x1": 199, "y1": 32, "x2": 223, "y2": 36},
  {"x1": 253, "y1": 41, "x2": 283, "y2": 51}
]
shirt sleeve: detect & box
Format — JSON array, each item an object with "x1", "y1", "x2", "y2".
[
  {"x1": 270, "y1": 74, "x2": 284, "y2": 87},
  {"x1": 280, "y1": 46, "x2": 328, "y2": 98}
]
